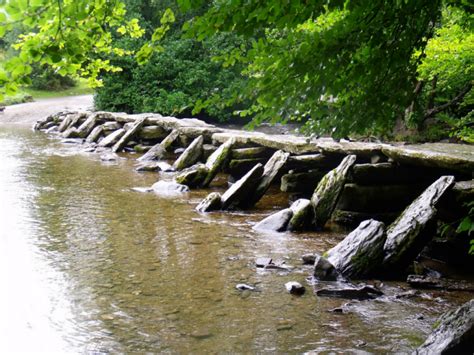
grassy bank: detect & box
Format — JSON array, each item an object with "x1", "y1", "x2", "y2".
[{"x1": 1, "y1": 79, "x2": 94, "y2": 106}]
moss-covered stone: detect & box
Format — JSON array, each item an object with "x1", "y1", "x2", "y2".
[
  {"x1": 311, "y1": 155, "x2": 357, "y2": 229},
  {"x1": 196, "y1": 192, "x2": 222, "y2": 212},
  {"x1": 288, "y1": 199, "x2": 313, "y2": 231},
  {"x1": 382, "y1": 175, "x2": 455, "y2": 273},
  {"x1": 175, "y1": 164, "x2": 209, "y2": 188},
  {"x1": 326, "y1": 219, "x2": 386, "y2": 279}
]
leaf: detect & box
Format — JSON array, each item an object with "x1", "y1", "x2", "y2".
[{"x1": 456, "y1": 216, "x2": 473, "y2": 235}]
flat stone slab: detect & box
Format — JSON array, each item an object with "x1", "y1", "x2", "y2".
[{"x1": 383, "y1": 143, "x2": 474, "y2": 175}]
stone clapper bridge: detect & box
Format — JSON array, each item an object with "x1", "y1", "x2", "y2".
[{"x1": 35, "y1": 110, "x2": 474, "y2": 352}]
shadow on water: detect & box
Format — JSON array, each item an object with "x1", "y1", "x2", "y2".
[{"x1": 0, "y1": 125, "x2": 471, "y2": 353}]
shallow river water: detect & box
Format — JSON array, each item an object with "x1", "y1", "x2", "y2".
[{"x1": 0, "y1": 124, "x2": 471, "y2": 353}]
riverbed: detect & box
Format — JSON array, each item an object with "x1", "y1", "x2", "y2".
[{"x1": 0, "y1": 118, "x2": 471, "y2": 352}]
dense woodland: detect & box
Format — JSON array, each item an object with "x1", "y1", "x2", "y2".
[{"x1": 0, "y1": 0, "x2": 472, "y2": 141}]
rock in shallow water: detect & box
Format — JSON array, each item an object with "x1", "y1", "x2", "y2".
[
  {"x1": 316, "y1": 285, "x2": 383, "y2": 300},
  {"x1": 285, "y1": 281, "x2": 306, "y2": 295},
  {"x1": 382, "y1": 175, "x2": 455, "y2": 273},
  {"x1": 415, "y1": 299, "x2": 474, "y2": 355},
  {"x1": 311, "y1": 154, "x2": 357, "y2": 229},
  {"x1": 252, "y1": 208, "x2": 293, "y2": 232},
  {"x1": 313, "y1": 254, "x2": 339, "y2": 281},
  {"x1": 326, "y1": 219, "x2": 386, "y2": 279},
  {"x1": 151, "y1": 180, "x2": 189, "y2": 194},
  {"x1": 195, "y1": 192, "x2": 222, "y2": 212}
]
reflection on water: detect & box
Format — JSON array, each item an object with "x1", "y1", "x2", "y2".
[{"x1": 0, "y1": 125, "x2": 470, "y2": 353}]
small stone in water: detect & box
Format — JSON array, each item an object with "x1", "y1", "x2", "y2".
[
  {"x1": 236, "y1": 283, "x2": 255, "y2": 291},
  {"x1": 302, "y1": 254, "x2": 316, "y2": 265},
  {"x1": 256, "y1": 257, "x2": 272, "y2": 268},
  {"x1": 285, "y1": 281, "x2": 305, "y2": 295}
]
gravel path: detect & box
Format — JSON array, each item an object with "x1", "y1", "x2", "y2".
[{"x1": 0, "y1": 95, "x2": 94, "y2": 126}]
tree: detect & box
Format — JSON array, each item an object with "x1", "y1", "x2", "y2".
[
  {"x1": 0, "y1": 0, "x2": 144, "y2": 101},
  {"x1": 94, "y1": 0, "x2": 247, "y2": 122},
  {"x1": 1, "y1": 0, "x2": 471, "y2": 139}
]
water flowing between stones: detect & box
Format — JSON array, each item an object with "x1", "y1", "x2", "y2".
[{"x1": 0, "y1": 124, "x2": 471, "y2": 353}]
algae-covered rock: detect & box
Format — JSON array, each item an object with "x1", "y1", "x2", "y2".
[
  {"x1": 311, "y1": 155, "x2": 357, "y2": 228},
  {"x1": 382, "y1": 175, "x2": 455, "y2": 273},
  {"x1": 98, "y1": 128, "x2": 126, "y2": 147},
  {"x1": 196, "y1": 192, "x2": 222, "y2": 212},
  {"x1": 135, "y1": 161, "x2": 162, "y2": 172},
  {"x1": 326, "y1": 219, "x2": 386, "y2": 279},
  {"x1": 415, "y1": 299, "x2": 474, "y2": 355},
  {"x1": 173, "y1": 135, "x2": 204, "y2": 171},
  {"x1": 287, "y1": 199, "x2": 313, "y2": 231},
  {"x1": 202, "y1": 138, "x2": 235, "y2": 187},
  {"x1": 221, "y1": 163, "x2": 264, "y2": 210},
  {"x1": 253, "y1": 208, "x2": 293, "y2": 232},
  {"x1": 112, "y1": 117, "x2": 146, "y2": 153},
  {"x1": 175, "y1": 164, "x2": 209, "y2": 188}
]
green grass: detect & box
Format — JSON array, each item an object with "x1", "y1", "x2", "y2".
[{"x1": 24, "y1": 79, "x2": 94, "y2": 99}]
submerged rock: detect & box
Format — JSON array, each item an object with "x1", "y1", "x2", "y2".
[
  {"x1": 151, "y1": 180, "x2": 189, "y2": 194},
  {"x1": 382, "y1": 176, "x2": 455, "y2": 273},
  {"x1": 253, "y1": 208, "x2": 293, "y2": 232},
  {"x1": 195, "y1": 192, "x2": 222, "y2": 213},
  {"x1": 316, "y1": 285, "x2": 383, "y2": 300},
  {"x1": 285, "y1": 281, "x2": 306, "y2": 295},
  {"x1": 326, "y1": 219, "x2": 386, "y2": 279},
  {"x1": 221, "y1": 163, "x2": 264, "y2": 210},
  {"x1": 173, "y1": 135, "x2": 204, "y2": 171},
  {"x1": 311, "y1": 155, "x2": 357, "y2": 229},
  {"x1": 415, "y1": 299, "x2": 474, "y2": 355},
  {"x1": 135, "y1": 161, "x2": 162, "y2": 172}
]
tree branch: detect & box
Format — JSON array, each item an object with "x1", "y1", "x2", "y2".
[{"x1": 424, "y1": 82, "x2": 473, "y2": 120}]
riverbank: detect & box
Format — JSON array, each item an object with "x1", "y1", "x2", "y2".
[{"x1": 0, "y1": 95, "x2": 93, "y2": 125}]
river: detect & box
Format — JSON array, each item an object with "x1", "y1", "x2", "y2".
[{"x1": 0, "y1": 123, "x2": 470, "y2": 353}]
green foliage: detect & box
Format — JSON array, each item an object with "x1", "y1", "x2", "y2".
[
  {"x1": 29, "y1": 64, "x2": 76, "y2": 91},
  {"x1": 441, "y1": 201, "x2": 474, "y2": 255},
  {"x1": 0, "y1": 0, "x2": 141, "y2": 101},
  {"x1": 414, "y1": 5, "x2": 474, "y2": 142},
  {"x1": 177, "y1": 0, "x2": 443, "y2": 137},
  {"x1": 94, "y1": 1, "x2": 246, "y2": 121}
]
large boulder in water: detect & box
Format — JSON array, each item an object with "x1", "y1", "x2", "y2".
[
  {"x1": 415, "y1": 299, "x2": 474, "y2": 355},
  {"x1": 326, "y1": 219, "x2": 386, "y2": 279},
  {"x1": 382, "y1": 176, "x2": 455, "y2": 273},
  {"x1": 311, "y1": 155, "x2": 357, "y2": 228}
]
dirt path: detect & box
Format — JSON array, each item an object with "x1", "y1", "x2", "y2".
[{"x1": 0, "y1": 95, "x2": 93, "y2": 126}]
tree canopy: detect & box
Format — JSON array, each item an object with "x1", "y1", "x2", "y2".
[{"x1": 0, "y1": 0, "x2": 472, "y2": 139}]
